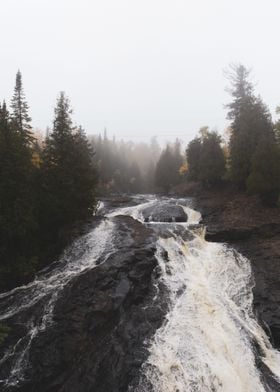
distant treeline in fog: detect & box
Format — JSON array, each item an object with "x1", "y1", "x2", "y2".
[
  {"x1": 92, "y1": 65, "x2": 280, "y2": 205},
  {"x1": 185, "y1": 64, "x2": 280, "y2": 206},
  {"x1": 90, "y1": 133, "x2": 161, "y2": 194},
  {"x1": 1, "y1": 64, "x2": 280, "y2": 290},
  {"x1": 90, "y1": 133, "x2": 186, "y2": 194}
]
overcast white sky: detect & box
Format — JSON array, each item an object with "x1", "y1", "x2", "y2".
[{"x1": 1, "y1": 0, "x2": 280, "y2": 144}]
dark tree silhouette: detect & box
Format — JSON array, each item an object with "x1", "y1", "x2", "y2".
[
  {"x1": 10, "y1": 70, "x2": 33, "y2": 145},
  {"x1": 226, "y1": 64, "x2": 274, "y2": 188}
]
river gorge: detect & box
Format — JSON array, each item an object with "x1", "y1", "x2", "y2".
[{"x1": 0, "y1": 195, "x2": 280, "y2": 391}]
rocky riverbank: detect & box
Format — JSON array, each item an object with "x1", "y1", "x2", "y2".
[
  {"x1": 2, "y1": 193, "x2": 280, "y2": 391},
  {"x1": 0, "y1": 215, "x2": 168, "y2": 392},
  {"x1": 194, "y1": 190, "x2": 280, "y2": 349}
]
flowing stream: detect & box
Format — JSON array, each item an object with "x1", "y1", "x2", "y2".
[
  {"x1": 1, "y1": 195, "x2": 280, "y2": 391},
  {"x1": 110, "y1": 196, "x2": 280, "y2": 391},
  {"x1": 136, "y1": 226, "x2": 280, "y2": 391},
  {"x1": 0, "y1": 219, "x2": 115, "y2": 387}
]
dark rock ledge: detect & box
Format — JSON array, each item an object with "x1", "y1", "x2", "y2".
[
  {"x1": 194, "y1": 192, "x2": 280, "y2": 349},
  {"x1": 5, "y1": 216, "x2": 168, "y2": 392},
  {"x1": 193, "y1": 191, "x2": 280, "y2": 390}
]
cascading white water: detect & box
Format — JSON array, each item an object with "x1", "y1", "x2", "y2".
[
  {"x1": 107, "y1": 199, "x2": 157, "y2": 222},
  {"x1": 0, "y1": 219, "x2": 115, "y2": 387},
  {"x1": 115, "y1": 198, "x2": 280, "y2": 392},
  {"x1": 1, "y1": 196, "x2": 280, "y2": 391}
]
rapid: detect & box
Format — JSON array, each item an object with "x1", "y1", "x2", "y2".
[{"x1": 0, "y1": 195, "x2": 280, "y2": 391}]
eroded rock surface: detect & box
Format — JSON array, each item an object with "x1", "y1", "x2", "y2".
[
  {"x1": 2, "y1": 216, "x2": 168, "y2": 392},
  {"x1": 142, "y1": 203, "x2": 187, "y2": 223},
  {"x1": 195, "y1": 191, "x2": 280, "y2": 349}
]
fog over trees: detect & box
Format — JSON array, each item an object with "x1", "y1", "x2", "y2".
[
  {"x1": 185, "y1": 64, "x2": 280, "y2": 205},
  {"x1": 1, "y1": 64, "x2": 280, "y2": 289},
  {"x1": 90, "y1": 133, "x2": 161, "y2": 194},
  {"x1": 0, "y1": 74, "x2": 97, "y2": 290}
]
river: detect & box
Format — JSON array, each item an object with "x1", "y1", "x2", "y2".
[{"x1": 1, "y1": 195, "x2": 280, "y2": 391}]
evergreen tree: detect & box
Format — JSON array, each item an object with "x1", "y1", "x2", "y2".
[
  {"x1": 155, "y1": 142, "x2": 183, "y2": 192},
  {"x1": 91, "y1": 134, "x2": 160, "y2": 194},
  {"x1": 226, "y1": 64, "x2": 274, "y2": 187},
  {"x1": 155, "y1": 145, "x2": 173, "y2": 192},
  {"x1": 41, "y1": 93, "x2": 97, "y2": 229},
  {"x1": 71, "y1": 126, "x2": 98, "y2": 217},
  {"x1": 186, "y1": 137, "x2": 201, "y2": 180},
  {"x1": 127, "y1": 162, "x2": 143, "y2": 193},
  {"x1": 186, "y1": 128, "x2": 225, "y2": 187},
  {"x1": 0, "y1": 101, "x2": 37, "y2": 288},
  {"x1": 247, "y1": 138, "x2": 280, "y2": 206},
  {"x1": 199, "y1": 131, "x2": 226, "y2": 187},
  {"x1": 172, "y1": 139, "x2": 184, "y2": 185},
  {"x1": 10, "y1": 70, "x2": 33, "y2": 145}
]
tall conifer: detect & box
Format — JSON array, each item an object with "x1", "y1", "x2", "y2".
[
  {"x1": 226, "y1": 64, "x2": 274, "y2": 187},
  {"x1": 10, "y1": 70, "x2": 33, "y2": 144}
]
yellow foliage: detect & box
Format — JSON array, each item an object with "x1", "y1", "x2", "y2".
[
  {"x1": 32, "y1": 152, "x2": 42, "y2": 168},
  {"x1": 222, "y1": 144, "x2": 229, "y2": 159},
  {"x1": 179, "y1": 162, "x2": 188, "y2": 175}
]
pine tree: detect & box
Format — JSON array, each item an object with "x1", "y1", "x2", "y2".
[
  {"x1": 155, "y1": 143, "x2": 183, "y2": 192},
  {"x1": 10, "y1": 70, "x2": 33, "y2": 145},
  {"x1": 226, "y1": 64, "x2": 274, "y2": 187},
  {"x1": 41, "y1": 93, "x2": 97, "y2": 229},
  {"x1": 186, "y1": 137, "x2": 201, "y2": 180},
  {"x1": 0, "y1": 101, "x2": 38, "y2": 289},
  {"x1": 128, "y1": 161, "x2": 142, "y2": 193},
  {"x1": 71, "y1": 126, "x2": 97, "y2": 217},
  {"x1": 199, "y1": 131, "x2": 225, "y2": 187},
  {"x1": 172, "y1": 139, "x2": 184, "y2": 186},
  {"x1": 186, "y1": 128, "x2": 225, "y2": 187},
  {"x1": 247, "y1": 138, "x2": 280, "y2": 206},
  {"x1": 155, "y1": 145, "x2": 173, "y2": 192}
]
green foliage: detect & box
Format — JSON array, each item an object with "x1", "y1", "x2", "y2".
[
  {"x1": 247, "y1": 139, "x2": 280, "y2": 206},
  {"x1": 186, "y1": 137, "x2": 201, "y2": 180},
  {"x1": 0, "y1": 77, "x2": 98, "y2": 291},
  {"x1": 199, "y1": 131, "x2": 226, "y2": 186},
  {"x1": 226, "y1": 64, "x2": 274, "y2": 187},
  {"x1": 41, "y1": 93, "x2": 97, "y2": 228},
  {"x1": 92, "y1": 133, "x2": 160, "y2": 194},
  {"x1": 225, "y1": 64, "x2": 280, "y2": 203},
  {"x1": 10, "y1": 70, "x2": 33, "y2": 145},
  {"x1": 186, "y1": 128, "x2": 225, "y2": 187},
  {"x1": 0, "y1": 96, "x2": 38, "y2": 289},
  {"x1": 155, "y1": 140, "x2": 183, "y2": 192}
]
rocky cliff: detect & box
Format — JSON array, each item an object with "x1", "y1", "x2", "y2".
[{"x1": 194, "y1": 190, "x2": 280, "y2": 349}]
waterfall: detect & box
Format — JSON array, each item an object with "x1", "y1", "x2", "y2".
[
  {"x1": 1, "y1": 196, "x2": 280, "y2": 391},
  {"x1": 130, "y1": 203, "x2": 280, "y2": 392},
  {"x1": 0, "y1": 220, "x2": 115, "y2": 387}
]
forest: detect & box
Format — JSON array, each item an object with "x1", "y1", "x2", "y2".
[{"x1": 1, "y1": 64, "x2": 280, "y2": 291}]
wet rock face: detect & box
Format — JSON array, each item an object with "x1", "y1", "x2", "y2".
[
  {"x1": 13, "y1": 216, "x2": 168, "y2": 392},
  {"x1": 142, "y1": 203, "x2": 188, "y2": 223},
  {"x1": 237, "y1": 238, "x2": 280, "y2": 347},
  {"x1": 195, "y1": 192, "x2": 280, "y2": 351}
]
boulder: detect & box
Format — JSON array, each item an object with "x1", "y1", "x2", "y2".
[{"x1": 142, "y1": 203, "x2": 188, "y2": 223}]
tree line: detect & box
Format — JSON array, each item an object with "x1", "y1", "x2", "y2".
[
  {"x1": 184, "y1": 64, "x2": 280, "y2": 206},
  {"x1": 0, "y1": 71, "x2": 97, "y2": 290},
  {"x1": 1, "y1": 65, "x2": 280, "y2": 290},
  {"x1": 90, "y1": 133, "x2": 161, "y2": 194},
  {"x1": 92, "y1": 134, "x2": 186, "y2": 195}
]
